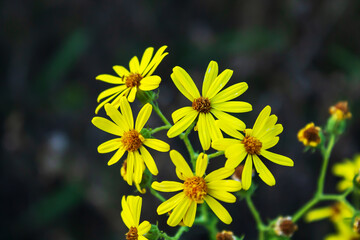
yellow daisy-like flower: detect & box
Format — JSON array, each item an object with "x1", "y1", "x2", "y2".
[
  {"x1": 151, "y1": 150, "x2": 242, "y2": 227},
  {"x1": 167, "y1": 61, "x2": 252, "y2": 150},
  {"x1": 297, "y1": 122, "x2": 321, "y2": 147},
  {"x1": 95, "y1": 46, "x2": 168, "y2": 114},
  {"x1": 212, "y1": 106, "x2": 294, "y2": 190},
  {"x1": 121, "y1": 195, "x2": 151, "y2": 240},
  {"x1": 305, "y1": 202, "x2": 353, "y2": 223},
  {"x1": 329, "y1": 101, "x2": 352, "y2": 121},
  {"x1": 92, "y1": 97, "x2": 170, "y2": 187},
  {"x1": 332, "y1": 154, "x2": 360, "y2": 191}
]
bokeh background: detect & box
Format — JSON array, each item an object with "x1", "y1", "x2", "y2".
[{"x1": 2, "y1": 0, "x2": 360, "y2": 239}]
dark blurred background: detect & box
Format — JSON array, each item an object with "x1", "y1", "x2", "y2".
[{"x1": 1, "y1": 0, "x2": 360, "y2": 239}]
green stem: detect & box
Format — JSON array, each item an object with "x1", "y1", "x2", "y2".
[
  {"x1": 179, "y1": 121, "x2": 197, "y2": 169},
  {"x1": 149, "y1": 100, "x2": 172, "y2": 126},
  {"x1": 173, "y1": 226, "x2": 188, "y2": 239},
  {"x1": 150, "y1": 187, "x2": 166, "y2": 202},
  {"x1": 208, "y1": 151, "x2": 224, "y2": 160},
  {"x1": 317, "y1": 134, "x2": 336, "y2": 195},
  {"x1": 151, "y1": 125, "x2": 172, "y2": 134},
  {"x1": 245, "y1": 195, "x2": 265, "y2": 240},
  {"x1": 292, "y1": 197, "x2": 319, "y2": 222}
]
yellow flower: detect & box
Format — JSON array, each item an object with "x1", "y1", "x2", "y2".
[
  {"x1": 297, "y1": 122, "x2": 321, "y2": 147},
  {"x1": 92, "y1": 97, "x2": 170, "y2": 187},
  {"x1": 329, "y1": 101, "x2": 352, "y2": 121},
  {"x1": 151, "y1": 150, "x2": 241, "y2": 227},
  {"x1": 332, "y1": 154, "x2": 360, "y2": 191},
  {"x1": 121, "y1": 195, "x2": 151, "y2": 240},
  {"x1": 212, "y1": 106, "x2": 294, "y2": 190},
  {"x1": 167, "y1": 61, "x2": 252, "y2": 150},
  {"x1": 95, "y1": 46, "x2": 168, "y2": 114},
  {"x1": 305, "y1": 202, "x2": 353, "y2": 223}
]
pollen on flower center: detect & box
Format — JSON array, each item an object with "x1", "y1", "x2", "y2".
[
  {"x1": 125, "y1": 73, "x2": 143, "y2": 88},
  {"x1": 126, "y1": 226, "x2": 138, "y2": 240},
  {"x1": 184, "y1": 176, "x2": 207, "y2": 202},
  {"x1": 192, "y1": 97, "x2": 211, "y2": 113},
  {"x1": 121, "y1": 129, "x2": 144, "y2": 152},
  {"x1": 242, "y1": 136, "x2": 262, "y2": 155}
]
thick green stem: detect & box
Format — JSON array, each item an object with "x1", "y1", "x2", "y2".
[
  {"x1": 245, "y1": 195, "x2": 265, "y2": 240},
  {"x1": 173, "y1": 226, "x2": 188, "y2": 239}
]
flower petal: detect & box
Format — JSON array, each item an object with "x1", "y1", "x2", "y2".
[
  {"x1": 152, "y1": 181, "x2": 184, "y2": 192},
  {"x1": 183, "y1": 200, "x2": 197, "y2": 227},
  {"x1": 97, "y1": 85, "x2": 127, "y2": 103},
  {"x1": 127, "y1": 87, "x2": 137, "y2": 102},
  {"x1": 139, "y1": 146, "x2": 158, "y2": 175},
  {"x1": 138, "y1": 221, "x2": 151, "y2": 235},
  {"x1": 135, "y1": 103, "x2": 152, "y2": 132},
  {"x1": 92, "y1": 117, "x2": 123, "y2": 136},
  {"x1": 133, "y1": 151, "x2": 144, "y2": 184},
  {"x1": 216, "y1": 119, "x2": 244, "y2": 140},
  {"x1": 206, "y1": 69, "x2": 233, "y2": 99},
  {"x1": 242, "y1": 154, "x2": 253, "y2": 190},
  {"x1": 173, "y1": 66, "x2": 200, "y2": 99},
  {"x1": 212, "y1": 138, "x2": 241, "y2": 151},
  {"x1": 139, "y1": 47, "x2": 154, "y2": 74},
  {"x1": 260, "y1": 150, "x2": 294, "y2": 166},
  {"x1": 195, "y1": 153, "x2": 208, "y2": 177},
  {"x1": 105, "y1": 103, "x2": 129, "y2": 132},
  {"x1": 127, "y1": 152, "x2": 134, "y2": 185},
  {"x1": 225, "y1": 143, "x2": 246, "y2": 158},
  {"x1": 252, "y1": 106, "x2": 271, "y2": 137},
  {"x1": 252, "y1": 154, "x2": 275, "y2": 186},
  {"x1": 107, "y1": 147, "x2": 126, "y2": 166},
  {"x1": 207, "y1": 114, "x2": 223, "y2": 141},
  {"x1": 171, "y1": 72, "x2": 195, "y2": 102},
  {"x1": 95, "y1": 92, "x2": 121, "y2": 114},
  {"x1": 143, "y1": 139, "x2": 170, "y2": 152},
  {"x1": 139, "y1": 76, "x2": 161, "y2": 91},
  {"x1": 157, "y1": 192, "x2": 186, "y2": 215},
  {"x1": 212, "y1": 101, "x2": 252, "y2": 113},
  {"x1": 127, "y1": 195, "x2": 142, "y2": 226},
  {"x1": 167, "y1": 197, "x2": 191, "y2": 227},
  {"x1": 113, "y1": 65, "x2": 129, "y2": 77},
  {"x1": 167, "y1": 111, "x2": 198, "y2": 138},
  {"x1": 210, "y1": 108, "x2": 246, "y2": 130},
  {"x1": 204, "y1": 195, "x2": 232, "y2": 224},
  {"x1": 208, "y1": 189, "x2": 237, "y2": 203},
  {"x1": 129, "y1": 56, "x2": 140, "y2": 73},
  {"x1": 96, "y1": 74, "x2": 123, "y2": 84},
  {"x1": 143, "y1": 46, "x2": 168, "y2": 76},
  {"x1": 119, "y1": 97, "x2": 134, "y2": 129},
  {"x1": 262, "y1": 137, "x2": 279, "y2": 150},
  {"x1": 202, "y1": 61, "x2": 218, "y2": 97},
  {"x1": 121, "y1": 196, "x2": 136, "y2": 227},
  {"x1": 198, "y1": 113, "x2": 211, "y2": 150},
  {"x1": 211, "y1": 82, "x2": 248, "y2": 104},
  {"x1": 225, "y1": 151, "x2": 247, "y2": 169},
  {"x1": 205, "y1": 168, "x2": 234, "y2": 182},
  {"x1": 172, "y1": 107, "x2": 195, "y2": 124},
  {"x1": 169, "y1": 150, "x2": 194, "y2": 179},
  {"x1": 207, "y1": 180, "x2": 242, "y2": 192},
  {"x1": 98, "y1": 138, "x2": 122, "y2": 153}
]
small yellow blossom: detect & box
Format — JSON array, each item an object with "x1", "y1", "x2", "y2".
[
  {"x1": 297, "y1": 122, "x2": 321, "y2": 147},
  {"x1": 95, "y1": 46, "x2": 168, "y2": 114},
  {"x1": 167, "y1": 61, "x2": 252, "y2": 150},
  {"x1": 329, "y1": 101, "x2": 352, "y2": 121},
  {"x1": 121, "y1": 196, "x2": 151, "y2": 240},
  {"x1": 151, "y1": 150, "x2": 242, "y2": 227},
  {"x1": 332, "y1": 154, "x2": 360, "y2": 191},
  {"x1": 213, "y1": 106, "x2": 294, "y2": 190},
  {"x1": 92, "y1": 97, "x2": 170, "y2": 187},
  {"x1": 305, "y1": 202, "x2": 353, "y2": 223}
]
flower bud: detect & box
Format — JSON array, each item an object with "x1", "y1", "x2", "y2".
[
  {"x1": 274, "y1": 216, "x2": 298, "y2": 237},
  {"x1": 216, "y1": 231, "x2": 235, "y2": 240}
]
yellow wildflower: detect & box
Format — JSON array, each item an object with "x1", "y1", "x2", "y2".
[
  {"x1": 332, "y1": 154, "x2": 360, "y2": 191},
  {"x1": 329, "y1": 101, "x2": 352, "y2": 121},
  {"x1": 95, "y1": 46, "x2": 168, "y2": 113},
  {"x1": 297, "y1": 122, "x2": 321, "y2": 147},
  {"x1": 92, "y1": 97, "x2": 170, "y2": 187},
  {"x1": 167, "y1": 61, "x2": 252, "y2": 150},
  {"x1": 212, "y1": 106, "x2": 294, "y2": 190},
  {"x1": 151, "y1": 150, "x2": 241, "y2": 227},
  {"x1": 305, "y1": 202, "x2": 353, "y2": 223},
  {"x1": 121, "y1": 196, "x2": 151, "y2": 240}
]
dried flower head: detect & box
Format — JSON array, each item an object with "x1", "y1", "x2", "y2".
[
  {"x1": 329, "y1": 101, "x2": 351, "y2": 121},
  {"x1": 216, "y1": 230, "x2": 235, "y2": 240},
  {"x1": 274, "y1": 216, "x2": 298, "y2": 237},
  {"x1": 297, "y1": 122, "x2": 321, "y2": 147}
]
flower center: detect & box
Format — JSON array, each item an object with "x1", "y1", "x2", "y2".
[
  {"x1": 125, "y1": 73, "x2": 143, "y2": 88},
  {"x1": 126, "y1": 226, "x2": 138, "y2": 240},
  {"x1": 192, "y1": 97, "x2": 211, "y2": 113},
  {"x1": 184, "y1": 176, "x2": 207, "y2": 202},
  {"x1": 242, "y1": 136, "x2": 262, "y2": 155},
  {"x1": 216, "y1": 231, "x2": 235, "y2": 240},
  {"x1": 303, "y1": 127, "x2": 320, "y2": 143},
  {"x1": 278, "y1": 219, "x2": 298, "y2": 237},
  {"x1": 121, "y1": 129, "x2": 144, "y2": 152}
]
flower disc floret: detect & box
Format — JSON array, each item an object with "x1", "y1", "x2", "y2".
[
  {"x1": 122, "y1": 129, "x2": 144, "y2": 152},
  {"x1": 242, "y1": 136, "x2": 262, "y2": 155},
  {"x1": 184, "y1": 176, "x2": 207, "y2": 202},
  {"x1": 192, "y1": 97, "x2": 211, "y2": 113},
  {"x1": 126, "y1": 227, "x2": 138, "y2": 240},
  {"x1": 125, "y1": 73, "x2": 143, "y2": 88}
]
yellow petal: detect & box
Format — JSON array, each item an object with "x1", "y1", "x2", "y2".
[
  {"x1": 151, "y1": 181, "x2": 184, "y2": 192},
  {"x1": 252, "y1": 106, "x2": 271, "y2": 137},
  {"x1": 107, "y1": 147, "x2": 126, "y2": 166},
  {"x1": 143, "y1": 46, "x2": 168, "y2": 76},
  {"x1": 127, "y1": 195, "x2": 142, "y2": 226},
  {"x1": 139, "y1": 47, "x2": 154, "y2": 74},
  {"x1": 173, "y1": 66, "x2": 200, "y2": 99},
  {"x1": 204, "y1": 195, "x2": 232, "y2": 224},
  {"x1": 97, "y1": 85, "x2": 127, "y2": 102},
  {"x1": 172, "y1": 107, "x2": 195, "y2": 123},
  {"x1": 195, "y1": 153, "x2": 208, "y2": 177},
  {"x1": 211, "y1": 82, "x2": 248, "y2": 104},
  {"x1": 167, "y1": 111, "x2": 198, "y2": 138},
  {"x1": 92, "y1": 116, "x2": 123, "y2": 136},
  {"x1": 262, "y1": 137, "x2": 279, "y2": 150},
  {"x1": 133, "y1": 151, "x2": 144, "y2": 184},
  {"x1": 205, "y1": 168, "x2": 234, "y2": 182},
  {"x1": 208, "y1": 189, "x2": 237, "y2": 203},
  {"x1": 143, "y1": 139, "x2": 170, "y2": 152},
  {"x1": 225, "y1": 151, "x2": 247, "y2": 169},
  {"x1": 216, "y1": 119, "x2": 244, "y2": 140},
  {"x1": 183, "y1": 200, "x2": 197, "y2": 227},
  {"x1": 127, "y1": 152, "x2": 134, "y2": 185},
  {"x1": 210, "y1": 109, "x2": 246, "y2": 130},
  {"x1": 95, "y1": 92, "x2": 121, "y2": 114},
  {"x1": 96, "y1": 74, "x2": 123, "y2": 84},
  {"x1": 212, "y1": 138, "x2": 241, "y2": 151},
  {"x1": 207, "y1": 180, "x2": 242, "y2": 192},
  {"x1": 98, "y1": 138, "x2": 122, "y2": 153},
  {"x1": 207, "y1": 113, "x2": 223, "y2": 141},
  {"x1": 225, "y1": 143, "x2": 246, "y2": 158},
  {"x1": 258, "y1": 124, "x2": 283, "y2": 141},
  {"x1": 305, "y1": 207, "x2": 333, "y2": 222},
  {"x1": 212, "y1": 101, "x2": 252, "y2": 113},
  {"x1": 135, "y1": 103, "x2": 152, "y2": 132},
  {"x1": 139, "y1": 146, "x2": 158, "y2": 175},
  {"x1": 206, "y1": 69, "x2": 233, "y2": 99},
  {"x1": 260, "y1": 150, "x2": 294, "y2": 166},
  {"x1": 202, "y1": 61, "x2": 218, "y2": 97},
  {"x1": 198, "y1": 113, "x2": 211, "y2": 150},
  {"x1": 138, "y1": 236, "x2": 149, "y2": 240},
  {"x1": 138, "y1": 76, "x2": 161, "y2": 91},
  {"x1": 157, "y1": 192, "x2": 186, "y2": 215},
  {"x1": 169, "y1": 150, "x2": 194, "y2": 179},
  {"x1": 167, "y1": 197, "x2": 191, "y2": 227},
  {"x1": 113, "y1": 65, "x2": 129, "y2": 77},
  {"x1": 127, "y1": 87, "x2": 137, "y2": 102},
  {"x1": 138, "y1": 221, "x2": 151, "y2": 235},
  {"x1": 120, "y1": 97, "x2": 134, "y2": 129},
  {"x1": 242, "y1": 155, "x2": 253, "y2": 190},
  {"x1": 171, "y1": 72, "x2": 195, "y2": 102},
  {"x1": 129, "y1": 56, "x2": 140, "y2": 73},
  {"x1": 252, "y1": 154, "x2": 275, "y2": 186},
  {"x1": 105, "y1": 103, "x2": 129, "y2": 132},
  {"x1": 121, "y1": 196, "x2": 136, "y2": 227}
]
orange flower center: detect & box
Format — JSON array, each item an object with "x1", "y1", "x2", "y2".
[
  {"x1": 125, "y1": 73, "x2": 143, "y2": 88},
  {"x1": 192, "y1": 97, "x2": 211, "y2": 113},
  {"x1": 303, "y1": 127, "x2": 321, "y2": 143},
  {"x1": 242, "y1": 136, "x2": 262, "y2": 155},
  {"x1": 126, "y1": 226, "x2": 138, "y2": 240},
  {"x1": 184, "y1": 176, "x2": 207, "y2": 202},
  {"x1": 121, "y1": 129, "x2": 144, "y2": 152}
]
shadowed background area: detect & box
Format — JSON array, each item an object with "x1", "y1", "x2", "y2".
[{"x1": 1, "y1": 0, "x2": 360, "y2": 239}]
